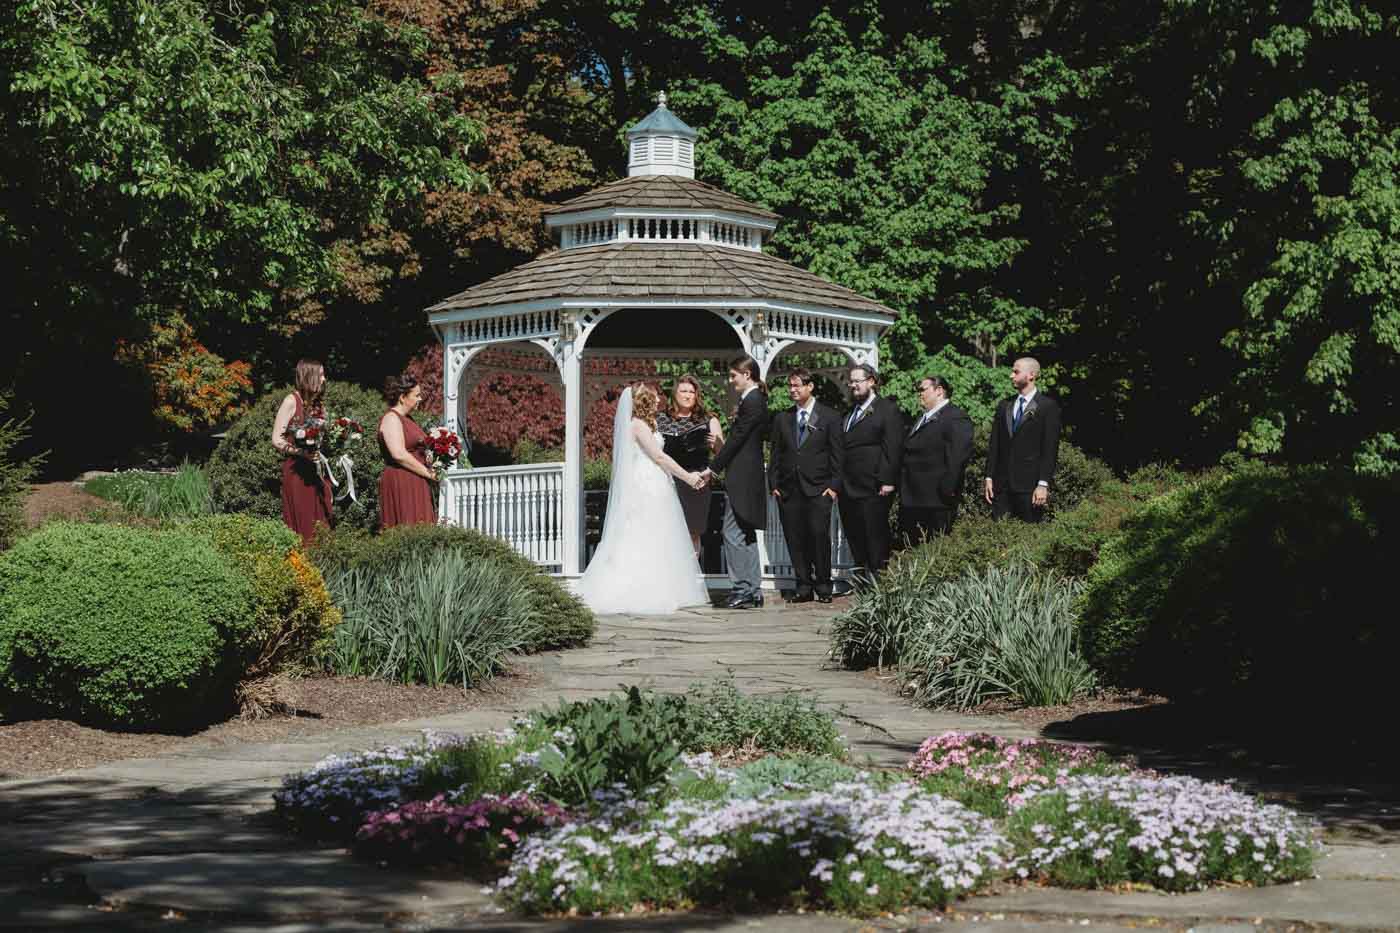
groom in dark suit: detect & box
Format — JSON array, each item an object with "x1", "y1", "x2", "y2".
[
  {"x1": 984, "y1": 357, "x2": 1062, "y2": 523},
  {"x1": 838, "y1": 364, "x2": 903, "y2": 586},
  {"x1": 899, "y1": 375, "x2": 974, "y2": 541},
  {"x1": 706, "y1": 355, "x2": 769, "y2": 609},
  {"x1": 768, "y1": 368, "x2": 843, "y2": 603}
]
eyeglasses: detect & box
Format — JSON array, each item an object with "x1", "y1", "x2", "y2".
[{"x1": 848, "y1": 378, "x2": 871, "y2": 386}]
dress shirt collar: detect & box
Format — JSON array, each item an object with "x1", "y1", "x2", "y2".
[
  {"x1": 797, "y1": 399, "x2": 817, "y2": 418},
  {"x1": 740, "y1": 385, "x2": 757, "y2": 401},
  {"x1": 1017, "y1": 387, "x2": 1037, "y2": 405}
]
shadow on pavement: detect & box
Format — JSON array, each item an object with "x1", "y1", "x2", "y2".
[{"x1": 1041, "y1": 703, "x2": 1400, "y2": 841}]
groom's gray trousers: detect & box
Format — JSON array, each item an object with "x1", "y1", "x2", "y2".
[{"x1": 722, "y1": 500, "x2": 761, "y2": 598}]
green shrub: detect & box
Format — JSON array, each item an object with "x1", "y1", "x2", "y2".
[
  {"x1": 310, "y1": 522, "x2": 594, "y2": 651},
  {"x1": 831, "y1": 514, "x2": 1040, "y2": 669},
  {"x1": 682, "y1": 677, "x2": 845, "y2": 758},
  {"x1": 0, "y1": 394, "x2": 44, "y2": 551},
  {"x1": 1031, "y1": 464, "x2": 1198, "y2": 579},
  {"x1": 207, "y1": 382, "x2": 390, "y2": 531},
  {"x1": 532, "y1": 685, "x2": 692, "y2": 804},
  {"x1": 957, "y1": 424, "x2": 1115, "y2": 520},
  {"x1": 721, "y1": 755, "x2": 861, "y2": 799},
  {"x1": 84, "y1": 461, "x2": 214, "y2": 520},
  {"x1": 900, "y1": 562, "x2": 1095, "y2": 710},
  {"x1": 1079, "y1": 465, "x2": 1400, "y2": 706},
  {"x1": 326, "y1": 548, "x2": 537, "y2": 688},
  {"x1": 0, "y1": 522, "x2": 256, "y2": 727},
  {"x1": 179, "y1": 515, "x2": 340, "y2": 693}
]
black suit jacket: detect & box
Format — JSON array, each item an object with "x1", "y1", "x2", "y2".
[
  {"x1": 710, "y1": 387, "x2": 770, "y2": 529},
  {"x1": 985, "y1": 392, "x2": 1062, "y2": 493},
  {"x1": 839, "y1": 394, "x2": 903, "y2": 499},
  {"x1": 900, "y1": 403, "x2": 974, "y2": 509},
  {"x1": 767, "y1": 402, "x2": 843, "y2": 498}
]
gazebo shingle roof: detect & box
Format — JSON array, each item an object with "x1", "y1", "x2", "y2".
[
  {"x1": 543, "y1": 175, "x2": 781, "y2": 221},
  {"x1": 427, "y1": 243, "x2": 897, "y2": 317}
]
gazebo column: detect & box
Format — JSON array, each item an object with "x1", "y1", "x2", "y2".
[{"x1": 559, "y1": 335, "x2": 584, "y2": 577}]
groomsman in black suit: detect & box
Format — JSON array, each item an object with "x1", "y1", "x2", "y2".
[
  {"x1": 768, "y1": 368, "x2": 844, "y2": 603},
  {"x1": 984, "y1": 357, "x2": 1062, "y2": 523},
  {"x1": 899, "y1": 375, "x2": 974, "y2": 541},
  {"x1": 837, "y1": 364, "x2": 903, "y2": 586}
]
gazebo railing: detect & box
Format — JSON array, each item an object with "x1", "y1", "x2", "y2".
[
  {"x1": 439, "y1": 463, "x2": 564, "y2": 572},
  {"x1": 442, "y1": 463, "x2": 855, "y2": 589}
]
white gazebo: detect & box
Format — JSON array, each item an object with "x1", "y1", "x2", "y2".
[{"x1": 426, "y1": 93, "x2": 897, "y2": 586}]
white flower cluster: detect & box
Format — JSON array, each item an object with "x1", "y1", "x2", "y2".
[
  {"x1": 496, "y1": 779, "x2": 1010, "y2": 911},
  {"x1": 1010, "y1": 774, "x2": 1318, "y2": 888}
]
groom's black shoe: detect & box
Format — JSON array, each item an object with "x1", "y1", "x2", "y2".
[
  {"x1": 788, "y1": 591, "x2": 815, "y2": 604},
  {"x1": 728, "y1": 593, "x2": 764, "y2": 610}
]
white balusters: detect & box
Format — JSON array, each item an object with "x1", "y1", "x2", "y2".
[{"x1": 439, "y1": 463, "x2": 565, "y2": 571}]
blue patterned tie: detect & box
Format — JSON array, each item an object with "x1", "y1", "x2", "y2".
[
  {"x1": 797, "y1": 410, "x2": 808, "y2": 446},
  {"x1": 1013, "y1": 396, "x2": 1026, "y2": 432}
]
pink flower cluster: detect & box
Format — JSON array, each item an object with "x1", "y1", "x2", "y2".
[
  {"x1": 909, "y1": 732, "x2": 1111, "y2": 792},
  {"x1": 356, "y1": 792, "x2": 571, "y2": 867}
]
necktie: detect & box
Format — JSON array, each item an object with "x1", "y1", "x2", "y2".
[
  {"x1": 1013, "y1": 396, "x2": 1026, "y2": 431},
  {"x1": 914, "y1": 411, "x2": 931, "y2": 434},
  {"x1": 797, "y1": 410, "x2": 808, "y2": 445},
  {"x1": 846, "y1": 405, "x2": 862, "y2": 431}
]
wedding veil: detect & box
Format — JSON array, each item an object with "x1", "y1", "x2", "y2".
[{"x1": 594, "y1": 385, "x2": 635, "y2": 554}]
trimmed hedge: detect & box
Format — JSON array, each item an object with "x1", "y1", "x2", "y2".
[
  {"x1": 0, "y1": 393, "x2": 44, "y2": 552},
  {"x1": 208, "y1": 382, "x2": 398, "y2": 531},
  {"x1": 0, "y1": 522, "x2": 257, "y2": 727},
  {"x1": 1079, "y1": 465, "x2": 1400, "y2": 706},
  {"x1": 309, "y1": 523, "x2": 595, "y2": 651},
  {"x1": 180, "y1": 514, "x2": 341, "y2": 684}
]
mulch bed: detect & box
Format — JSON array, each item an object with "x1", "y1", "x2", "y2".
[
  {"x1": 21, "y1": 480, "x2": 120, "y2": 527},
  {"x1": 0, "y1": 671, "x2": 531, "y2": 780}
]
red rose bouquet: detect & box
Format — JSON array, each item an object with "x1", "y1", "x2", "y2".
[
  {"x1": 424, "y1": 426, "x2": 463, "y2": 483},
  {"x1": 284, "y1": 414, "x2": 327, "y2": 457}
]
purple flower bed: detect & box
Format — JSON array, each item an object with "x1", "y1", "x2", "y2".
[
  {"x1": 272, "y1": 731, "x2": 470, "y2": 839},
  {"x1": 909, "y1": 732, "x2": 1129, "y2": 817},
  {"x1": 356, "y1": 792, "x2": 571, "y2": 870},
  {"x1": 1007, "y1": 773, "x2": 1318, "y2": 890},
  {"x1": 496, "y1": 780, "x2": 1011, "y2": 915}
]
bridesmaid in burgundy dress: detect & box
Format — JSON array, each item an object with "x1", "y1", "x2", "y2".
[
  {"x1": 378, "y1": 373, "x2": 436, "y2": 529},
  {"x1": 271, "y1": 359, "x2": 334, "y2": 544}
]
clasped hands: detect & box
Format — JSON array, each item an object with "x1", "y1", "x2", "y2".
[{"x1": 687, "y1": 468, "x2": 714, "y2": 491}]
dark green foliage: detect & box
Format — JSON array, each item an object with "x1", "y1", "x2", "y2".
[
  {"x1": 0, "y1": 394, "x2": 44, "y2": 551},
  {"x1": 0, "y1": 522, "x2": 256, "y2": 727},
  {"x1": 1080, "y1": 465, "x2": 1400, "y2": 705},
  {"x1": 1030, "y1": 465, "x2": 1198, "y2": 579},
  {"x1": 207, "y1": 382, "x2": 390, "y2": 531},
  {"x1": 309, "y1": 522, "x2": 595, "y2": 651},
  {"x1": 722, "y1": 756, "x2": 861, "y2": 800},
  {"x1": 326, "y1": 548, "x2": 536, "y2": 688},
  {"x1": 84, "y1": 461, "x2": 213, "y2": 520}
]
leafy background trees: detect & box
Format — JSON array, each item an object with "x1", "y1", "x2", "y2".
[{"x1": 3, "y1": 0, "x2": 1396, "y2": 478}]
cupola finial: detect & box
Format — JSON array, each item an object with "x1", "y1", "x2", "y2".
[
  {"x1": 627, "y1": 88, "x2": 697, "y2": 178},
  {"x1": 656, "y1": 89, "x2": 668, "y2": 109}
]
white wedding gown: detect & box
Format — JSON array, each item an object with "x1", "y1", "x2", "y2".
[{"x1": 576, "y1": 388, "x2": 711, "y2": 614}]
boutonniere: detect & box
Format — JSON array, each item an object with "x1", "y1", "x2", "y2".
[
  {"x1": 1023, "y1": 407, "x2": 1037, "y2": 422},
  {"x1": 807, "y1": 411, "x2": 820, "y2": 429}
]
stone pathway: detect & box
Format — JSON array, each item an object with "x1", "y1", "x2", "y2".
[{"x1": 3, "y1": 602, "x2": 1398, "y2": 931}]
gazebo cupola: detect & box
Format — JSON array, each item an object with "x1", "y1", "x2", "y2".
[{"x1": 627, "y1": 91, "x2": 697, "y2": 177}]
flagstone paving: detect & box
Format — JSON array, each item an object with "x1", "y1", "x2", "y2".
[{"x1": 3, "y1": 601, "x2": 1398, "y2": 930}]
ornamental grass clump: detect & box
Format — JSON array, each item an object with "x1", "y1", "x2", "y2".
[
  {"x1": 1006, "y1": 774, "x2": 1319, "y2": 891},
  {"x1": 909, "y1": 732, "x2": 1129, "y2": 818},
  {"x1": 497, "y1": 781, "x2": 1010, "y2": 916},
  {"x1": 899, "y1": 562, "x2": 1096, "y2": 710},
  {"x1": 355, "y1": 792, "x2": 570, "y2": 871}
]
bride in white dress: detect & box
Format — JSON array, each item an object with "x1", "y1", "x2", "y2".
[{"x1": 577, "y1": 384, "x2": 712, "y2": 614}]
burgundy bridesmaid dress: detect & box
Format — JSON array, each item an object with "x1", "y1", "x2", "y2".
[
  {"x1": 280, "y1": 393, "x2": 334, "y2": 544},
  {"x1": 378, "y1": 410, "x2": 435, "y2": 528}
]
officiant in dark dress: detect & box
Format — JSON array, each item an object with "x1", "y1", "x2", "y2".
[{"x1": 658, "y1": 375, "x2": 724, "y2": 562}]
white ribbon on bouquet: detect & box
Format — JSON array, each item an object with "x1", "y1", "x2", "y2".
[{"x1": 314, "y1": 451, "x2": 359, "y2": 504}]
